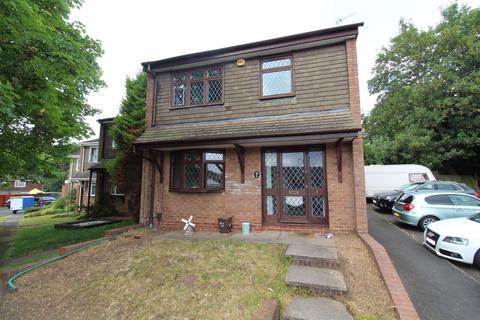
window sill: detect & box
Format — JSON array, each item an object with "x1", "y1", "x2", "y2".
[
  {"x1": 169, "y1": 188, "x2": 224, "y2": 193},
  {"x1": 259, "y1": 93, "x2": 295, "y2": 100},
  {"x1": 169, "y1": 103, "x2": 224, "y2": 110}
]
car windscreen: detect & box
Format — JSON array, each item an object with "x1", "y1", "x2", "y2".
[{"x1": 469, "y1": 212, "x2": 480, "y2": 223}]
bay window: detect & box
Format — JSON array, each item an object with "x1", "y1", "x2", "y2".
[{"x1": 170, "y1": 150, "x2": 225, "y2": 191}]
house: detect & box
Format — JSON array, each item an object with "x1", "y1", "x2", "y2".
[
  {"x1": 135, "y1": 23, "x2": 367, "y2": 233},
  {"x1": 86, "y1": 118, "x2": 127, "y2": 214},
  {"x1": 64, "y1": 139, "x2": 99, "y2": 208},
  {"x1": 64, "y1": 119, "x2": 128, "y2": 214},
  {"x1": 0, "y1": 180, "x2": 44, "y2": 206}
]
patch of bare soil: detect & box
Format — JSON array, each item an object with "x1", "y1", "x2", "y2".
[{"x1": 336, "y1": 234, "x2": 398, "y2": 320}]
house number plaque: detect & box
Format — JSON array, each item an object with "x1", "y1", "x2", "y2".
[{"x1": 254, "y1": 171, "x2": 260, "y2": 179}]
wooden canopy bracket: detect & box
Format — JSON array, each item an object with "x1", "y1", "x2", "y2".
[
  {"x1": 336, "y1": 138, "x2": 344, "y2": 183},
  {"x1": 234, "y1": 144, "x2": 245, "y2": 183}
]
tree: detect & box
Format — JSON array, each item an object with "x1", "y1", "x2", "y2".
[
  {"x1": 108, "y1": 72, "x2": 147, "y2": 220},
  {"x1": 0, "y1": 0, "x2": 104, "y2": 180},
  {"x1": 364, "y1": 3, "x2": 480, "y2": 176}
]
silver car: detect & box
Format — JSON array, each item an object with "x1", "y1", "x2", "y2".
[{"x1": 392, "y1": 192, "x2": 480, "y2": 231}]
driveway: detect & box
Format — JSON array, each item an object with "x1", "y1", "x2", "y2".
[
  {"x1": 0, "y1": 208, "x2": 22, "y2": 260},
  {"x1": 368, "y1": 204, "x2": 480, "y2": 320}
]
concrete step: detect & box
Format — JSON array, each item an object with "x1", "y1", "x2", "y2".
[
  {"x1": 285, "y1": 265, "x2": 347, "y2": 295},
  {"x1": 286, "y1": 244, "x2": 339, "y2": 268},
  {"x1": 286, "y1": 297, "x2": 353, "y2": 320}
]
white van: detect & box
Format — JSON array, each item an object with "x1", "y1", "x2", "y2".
[{"x1": 365, "y1": 164, "x2": 436, "y2": 198}]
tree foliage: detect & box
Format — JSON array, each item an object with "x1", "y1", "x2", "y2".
[
  {"x1": 108, "y1": 72, "x2": 147, "y2": 220},
  {"x1": 0, "y1": 0, "x2": 104, "y2": 180},
  {"x1": 364, "y1": 3, "x2": 480, "y2": 174}
]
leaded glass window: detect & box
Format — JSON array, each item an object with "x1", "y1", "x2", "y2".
[
  {"x1": 261, "y1": 57, "x2": 293, "y2": 97},
  {"x1": 170, "y1": 150, "x2": 225, "y2": 191},
  {"x1": 172, "y1": 66, "x2": 223, "y2": 107}
]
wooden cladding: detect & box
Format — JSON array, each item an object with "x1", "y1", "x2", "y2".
[{"x1": 154, "y1": 44, "x2": 349, "y2": 125}]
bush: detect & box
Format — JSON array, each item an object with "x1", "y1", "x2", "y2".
[
  {"x1": 25, "y1": 207, "x2": 44, "y2": 213},
  {"x1": 25, "y1": 207, "x2": 64, "y2": 217},
  {"x1": 86, "y1": 197, "x2": 118, "y2": 218}
]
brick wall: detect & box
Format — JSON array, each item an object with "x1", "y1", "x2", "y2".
[{"x1": 140, "y1": 143, "x2": 362, "y2": 233}]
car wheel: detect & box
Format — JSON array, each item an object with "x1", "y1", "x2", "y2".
[
  {"x1": 474, "y1": 250, "x2": 480, "y2": 268},
  {"x1": 419, "y1": 216, "x2": 439, "y2": 231}
]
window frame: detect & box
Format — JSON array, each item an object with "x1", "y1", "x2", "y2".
[
  {"x1": 14, "y1": 180, "x2": 26, "y2": 188},
  {"x1": 75, "y1": 158, "x2": 80, "y2": 171},
  {"x1": 260, "y1": 55, "x2": 295, "y2": 99},
  {"x1": 169, "y1": 150, "x2": 225, "y2": 192},
  {"x1": 170, "y1": 65, "x2": 224, "y2": 109},
  {"x1": 88, "y1": 147, "x2": 98, "y2": 163},
  {"x1": 90, "y1": 181, "x2": 96, "y2": 196},
  {"x1": 111, "y1": 183, "x2": 124, "y2": 196}
]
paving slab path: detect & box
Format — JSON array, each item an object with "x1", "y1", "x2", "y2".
[
  {"x1": 0, "y1": 209, "x2": 22, "y2": 262},
  {"x1": 286, "y1": 297, "x2": 353, "y2": 320}
]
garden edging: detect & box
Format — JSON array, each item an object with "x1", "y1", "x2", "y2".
[{"x1": 358, "y1": 232, "x2": 420, "y2": 320}]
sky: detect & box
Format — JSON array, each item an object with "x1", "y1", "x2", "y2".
[{"x1": 70, "y1": 0, "x2": 480, "y2": 137}]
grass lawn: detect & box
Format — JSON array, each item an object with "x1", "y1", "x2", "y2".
[
  {"x1": 4, "y1": 214, "x2": 134, "y2": 259},
  {"x1": 1, "y1": 234, "x2": 398, "y2": 320}
]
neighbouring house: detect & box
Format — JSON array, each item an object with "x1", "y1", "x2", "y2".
[
  {"x1": 86, "y1": 118, "x2": 127, "y2": 215},
  {"x1": 64, "y1": 139, "x2": 99, "y2": 208},
  {"x1": 135, "y1": 23, "x2": 367, "y2": 233},
  {"x1": 64, "y1": 119, "x2": 128, "y2": 214},
  {"x1": 0, "y1": 179, "x2": 44, "y2": 206}
]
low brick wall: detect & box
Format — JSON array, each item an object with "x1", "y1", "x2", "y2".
[
  {"x1": 253, "y1": 299, "x2": 280, "y2": 320},
  {"x1": 358, "y1": 232, "x2": 420, "y2": 320},
  {"x1": 57, "y1": 238, "x2": 110, "y2": 255}
]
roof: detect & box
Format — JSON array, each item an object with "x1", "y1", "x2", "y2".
[
  {"x1": 88, "y1": 160, "x2": 108, "y2": 171},
  {"x1": 81, "y1": 138, "x2": 99, "y2": 147},
  {"x1": 97, "y1": 117, "x2": 115, "y2": 123},
  {"x1": 136, "y1": 108, "x2": 358, "y2": 145},
  {"x1": 71, "y1": 171, "x2": 90, "y2": 180},
  {"x1": 142, "y1": 23, "x2": 363, "y2": 71}
]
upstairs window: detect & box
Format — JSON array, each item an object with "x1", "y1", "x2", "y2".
[
  {"x1": 261, "y1": 56, "x2": 294, "y2": 98},
  {"x1": 89, "y1": 147, "x2": 98, "y2": 163},
  {"x1": 172, "y1": 66, "x2": 223, "y2": 108},
  {"x1": 170, "y1": 150, "x2": 225, "y2": 192},
  {"x1": 14, "y1": 180, "x2": 26, "y2": 188}
]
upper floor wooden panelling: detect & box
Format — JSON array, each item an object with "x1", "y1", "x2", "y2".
[{"x1": 153, "y1": 44, "x2": 349, "y2": 125}]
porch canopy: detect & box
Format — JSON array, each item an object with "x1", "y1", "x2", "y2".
[{"x1": 135, "y1": 108, "x2": 361, "y2": 183}]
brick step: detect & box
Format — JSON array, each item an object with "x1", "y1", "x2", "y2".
[
  {"x1": 285, "y1": 265, "x2": 347, "y2": 295},
  {"x1": 286, "y1": 244, "x2": 339, "y2": 268},
  {"x1": 286, "y1": 297, "x2": 353, "y2": 320}
]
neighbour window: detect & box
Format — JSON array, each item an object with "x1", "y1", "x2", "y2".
[
  {"x1": 75, "y1": 158, "x2": 80, "y2": 171},
  {"x1": 90, "y1": 182, "x2": 96, "y2": 196},
  {"x1": 261, "y1": 56, "x2": 294, "y2": 98},
  {"x1": 89, "y1": 147, "x2": 98, "y2": 163},
  {"x1": 111, "y1": 183, "x2": 124, "y2": 196},
  {"x1": 112, "y1": 140, "x2": 117, "y2": 149},
  {"x1": 170, "y1": 150, "x2": 225, "y2": 192},
  {"x1": 171, "y1": 66, "x2": 223, "y2": 108},
  {"x1": 14, "y1": 180, "x2": 26, "y2": 188}
]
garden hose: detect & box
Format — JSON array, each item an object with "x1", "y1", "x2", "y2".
[{"x1": 7, "y1": 238, "x2": 110, "y2": 291}]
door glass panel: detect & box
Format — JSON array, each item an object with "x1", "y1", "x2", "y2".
[
  {"x1": 266, "y1": 195, "x2": 276, "y2": 216},
  {"x1": 282, "y1": 152, "x2": 305, "y2": 189},
  {"x1": 309, "y1": 151, "x2": 324, "y2": 188},
  {"x1": 264, "y1": 152, "x2": 277, "y2": 189},
  {"x1": 284, "y1": 196, "x2": 306, "y2": 216},
  {"x1": 312, "y1": 196, "x2": 325, "y2": 217}
]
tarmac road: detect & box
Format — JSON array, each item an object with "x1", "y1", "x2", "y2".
[{"x1": 368, "y1": 204, "x2": 480, "y2": 320}]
